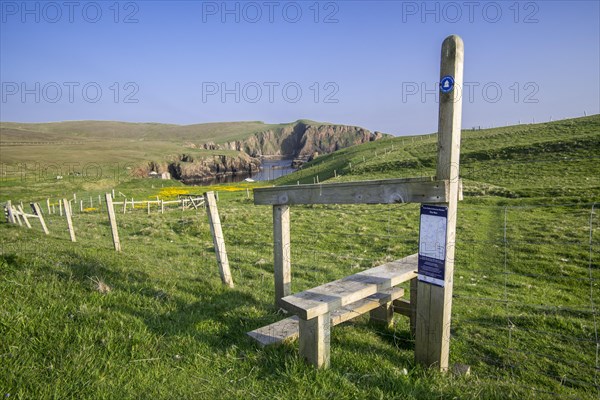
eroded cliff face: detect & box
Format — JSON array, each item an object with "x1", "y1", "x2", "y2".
[
  {"x1": 134, "y1": 153, "x2": 261, "y2": 184},
  {"x1": 203, "y1": 121, "x2": 385, "y2": 158},
  {"x1": 137, "y1": 121, "x2": 385, "y2": 183}
]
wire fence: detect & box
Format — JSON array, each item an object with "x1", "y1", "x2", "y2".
[
  {"x1": 1, "y1": 178, "x2": 598, "y2": 398},
  {"x1": 220, "y1": 197, "x2": 599, "y2": 398}
]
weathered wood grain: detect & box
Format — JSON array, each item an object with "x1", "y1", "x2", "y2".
[
  {"x1": 273, "y1": 205, "x2": 291, "y2": 306},
  {"x1": 247, "y1": 287, "x2": 405, "y2": 346},
  {"x1": 415, "y1": 34, "x2": 463, "y2": 371},
  {"x1": 254, "y1": 177, "x2": 450, "y2": 205},
  {"x1": 280, "y1": 254, "x2": 417, "y2": 320}
]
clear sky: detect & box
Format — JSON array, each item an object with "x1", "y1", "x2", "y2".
[{"x1": 1, "y1": 0, "x2": 599, "y2": 136}]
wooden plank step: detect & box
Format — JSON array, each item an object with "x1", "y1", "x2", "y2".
[
  {"x1": 247, "y1": 287, "x2": 405, "y2": 346},
  {"x1": 280, "y1": 254, "x2": 418, "y2": 320}
]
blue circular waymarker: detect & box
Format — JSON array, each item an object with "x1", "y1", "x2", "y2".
[{"x1": 440, "y1": 75, "x2": 454, "y2": 93}]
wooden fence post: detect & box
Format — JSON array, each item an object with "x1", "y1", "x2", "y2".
[
  {"x1": 31, "y1": 203, "x2": 49, "y2": 235},
  {"x1": 415, "y1": 35, "x2": 464, "y2": 371},
  {"x1": 46, "y1": 198, "x2": 51, "y2": 214},
  {"x1": 12, "y1": 205, "x2": 23, "y2": 226},
  {"x1": 62, "y1": 198, "x2": 76, "y2": 242},
  {"x1": 105, "y1": 193, "x2": 121, "y2": 252},
  {"x1": 205, "y1": 191, "x2": 234, "y2": 288},
  {"x1": 59, "y1": 199, "x2": 63, "y2": 216},
  {"x1": 6, "y1": 200, "x2": 15, "y2": 224},
  {"x1": 122, "y1": 197, "x2": 127, "y2": 214},
  {"x1": 273, "y1": 204, "x2": 291, "y2": 307},
  {"x1": 17, "y1": 205, "x2": 32, "y2": 228}
]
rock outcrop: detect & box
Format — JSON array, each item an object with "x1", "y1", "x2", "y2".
[
  {"x1": 212, "y1": 121, "x2": 384, "y2": 158},
  {"x1": 134, "y1": 153, "x2": 261, "y2": 184},
  {"x1": 136, "y1": 121, "x2": 386, "y2": 183}
]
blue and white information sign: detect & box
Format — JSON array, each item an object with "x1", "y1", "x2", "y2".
[
  {"x1": 440, "y1": 75, "x2": 454, "y2": 93},
  {"x1": 418, "y1": 204, "x2": 448, "y2": 287}
]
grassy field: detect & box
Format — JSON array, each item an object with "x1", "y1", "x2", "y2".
[
  {"x1": 1, "y1": 116, "x2": 599, "y2": 399},
  {"x1": 0, "y1": 119, "x2": 327, "y2": 172}
]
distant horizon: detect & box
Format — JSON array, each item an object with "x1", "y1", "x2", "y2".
[{"x1": 1, "y1": 112, "x2": 597, "y2": 138}]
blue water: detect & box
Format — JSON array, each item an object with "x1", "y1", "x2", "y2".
[
  {"x1": 197, "y1": 158, "x2": 296, "y2": 186},
  {"x1": 251, "y1": 159, "x2": 296, "y2": 181}
]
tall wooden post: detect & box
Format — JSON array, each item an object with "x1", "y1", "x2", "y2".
[
  {"x1": 46, "y1": 198, "x2": 51, "y2": 214},
  {"x1": 105, "y1": 193, "x2": 121, "y2": 252},
  {"x1": 63, "y1": 198, "x2": 76, "y2": 242},
  {"x1": 273, "y1": 205, "x2": 291, "y2": 307},
  {"x1": 31, "y1": 203, "x2": 49, "y2": 235},
  {"x1": 59, "y1": 199, "x2": 63, "y2": 216},
  {"x1": 205, "y1": 191, "x2": 234, "y2": 288},
  {"x1": 415, "y1": 35, "x2": 464, "y2": 371}
]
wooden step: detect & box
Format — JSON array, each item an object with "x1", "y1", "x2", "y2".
[
  {"x1": 280, "y1": 254, "x2": 418, "y2": 320},
  {"x1": 247, "y1": 286, "x2": 405, "y2": 346}
]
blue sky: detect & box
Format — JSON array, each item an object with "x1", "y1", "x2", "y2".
[{"x1": 1, "y1": 0, "x2": 599, "y2": 135}]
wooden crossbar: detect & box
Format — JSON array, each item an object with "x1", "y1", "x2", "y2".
[{"x1": 254, "y1": 177, "x2": 455, "y2": 205}]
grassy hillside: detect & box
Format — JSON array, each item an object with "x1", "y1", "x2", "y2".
[
  {"x1": 0, "y1": 120, "x2": 287, "y2": 143},
  {"x1": 1, "y1": 115, "x2": 599, "y2": 399},
  {"x1": 278, "y1": 115, "x2": 600, "y2": 201},
  {"x1": 0, "y1": 120, "x2": 292, "y2": 171},
  {"x1": 0, "y1": 119, "x2": 371, "y2": 179}
]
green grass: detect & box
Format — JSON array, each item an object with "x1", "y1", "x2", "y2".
[{"x1": 1, "y1": 115, "x2": 599, "y2": 399}]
